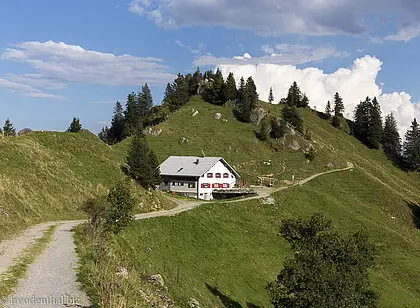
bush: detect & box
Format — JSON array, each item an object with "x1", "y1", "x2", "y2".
[
  {"x1": 105, "y1": 180, "x2": 135, "y2": 234},
  {"x1": 332, "y1": 115, "x2": 341, "y2": 128},
  {"x1": 82, "y1": 181, "x2": 135, "y2": 235},
  {"x1": 267, "y1": 213, "x2": 378, "y2": 308},
  {"x1": 305, "y1": 147, "x2": 316, "y2": 161},
  {"x1": 82, "y1": 197, "x2": 110, "y2": 234}
]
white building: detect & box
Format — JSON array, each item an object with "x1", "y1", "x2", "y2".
[{"x1": 158, "y1": 156, "x2": 240, "y2": 200}]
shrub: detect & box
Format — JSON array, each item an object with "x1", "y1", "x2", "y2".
[{"x1": 267, "y1": 213, "x2": 378, "y2": 308}]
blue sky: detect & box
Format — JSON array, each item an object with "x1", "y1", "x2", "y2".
[{"x1": 1, "y1": 0, "x2": 420, "y2": 134}]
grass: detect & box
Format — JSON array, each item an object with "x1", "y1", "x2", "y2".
[
  {"x1": 93, "y1": 169, "x2": 420, "y2": 307},
  {"x1": 74, "y1": 97, "x2": 420, "y2": 307},
  {"x1": 0, "y1": 225, "x2": 56, "y2": 301},
  {"x1": 0, "y1": 130, "x2": 175, "y2": 243}
]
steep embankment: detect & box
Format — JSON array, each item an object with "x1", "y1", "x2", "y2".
[
  {"x1": 0, "y1": 130, "x2": 172, "y2": 242},
  {"x1": 82, "y1": 97, "x2": 420, "y2": 307}
]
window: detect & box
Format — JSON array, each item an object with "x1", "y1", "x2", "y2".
[
  {"x1": 207, "y1": 173, "x2": 213, "y2": 178},
  {"x1": 231, "y1": 175, "x2": 234, "y2": 178},
  {"x1": 223, "y1": 183, "x2": 230, "y2": 188},
  {"x1": 216, "y1": 173, "x2": 221, "y2": 178},
  {"x1": 223, "y1": 173, "x2": 229, "y2": 178},
  {"x1": 201, "y1": 183, "x2": 210, "y2": 188},
  {"x1": 164, "y1": 181, "x2": 169, "y2": 185},
  {"x1": 172, "y1": 182, "x2": 176, "y2": 186},
  {"x1": 180, "y1": 183, "x2": 184, "y2": 186},
  {"x1": 188, "y1": 183, "x2": 196, "y2": 188}
]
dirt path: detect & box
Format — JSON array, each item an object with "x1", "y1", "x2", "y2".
[{"x1": 1, "y1": 163, "x2": 354, "y2": 307}]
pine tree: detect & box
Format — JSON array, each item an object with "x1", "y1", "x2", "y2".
[
  {"x1": 325, "y1": 101, "x2": 332, "y2": 119},
  {"x1": 285, "y1": 82, "x2": 302, "y2": 107},
  {"x1": 271, "y1": 117, "x2": 287, "y2": 139},
  {"x1": 67, "y1": 117, "x2": 82, "y2": 133},
  {"x1": 224, "y1": 72, "x2": 237, "y2": 102},
  {"x1": 334, "y1": 92, "x2": 345, "y2": 117},
  {"x1": 108, "y1": 101, "x2": 127, "y2": 143},
  {"x1": 163, "y1": 83, "x2": 174, "y2": 105},
  {"x1": 403, "y1": 118, "x2": 420, "y2": 171},
  {"x1": 298, "y1": 94, "x2": 309, "y2": 108},
  {"x1": 126, "y1": 130, "x2": 161, "y2": 188},
  {"x1": 138, "y1": 83, "x2": 153, "y2": 118},
  {"x1": 367, "y1": 97, "x2": 383, "y2": 149},
  {"x1": 282, "y1": 105, "x2": 303, "y2": 133},
  {"x1": 125, "y1": 92, "x2": 140, "y2": 133},
  {"x1": 169, "y1": 73, "x2": 189, "y2": 111},
  {"x1": 268, "y1": 87, "x2": 274, "y2": 103},
  {"x1": 259, "y1": 116, "x2": 271, "y2": 141},
  {"x1": 192, "y1": 67, "x2": 203, "y2": 95},
  {"x1": 353, "y1": 97, "x2": 383, "y2": 149},
  {"x1": 382, "y1": 113, "x2": 401, "y2": 159},
  {"x1": 203, "y1": 68, "x2": 226, "y2": 105},
  {"x1": 239, "y1": 77, "x2": 258, "y2": 122},
  {"x1": 3, "y1": 118, "x2": 16, "y2": 136},
  {"x1": 237, "y1": 77, "x2": 246, "y2": 104}
]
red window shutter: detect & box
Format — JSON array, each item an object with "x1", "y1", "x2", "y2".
[{"x1": 201, "y1": 184, "x2": 205, "y2": 188}]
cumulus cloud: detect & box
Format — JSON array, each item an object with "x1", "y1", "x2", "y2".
[
  {"x1": 0, "y1": 77, "x2": 65, "y2": 99},
  {"x1": 194, "y1": 44, "x2": 347, "y2": 67},
  {"x1": 217, "y1": 55, "x2": 420, "y2": 136},
  {"x1": 1, "y1": 41, "x2": 175, "y2": 87},
  {"x1": 129, "y1": 0, "x2": 420, "y2": 37}
]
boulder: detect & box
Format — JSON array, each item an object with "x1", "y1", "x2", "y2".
[
  {"x1": 250, "y1": 107, "x2": 267, "y2": 126},
  {"x1": 215, "y1": 113, "x2": 222, "y2": 120},
  {"x1": 192, "y1": 110, "x2": 199, "y2": 117},
  {"x1": 143, "y1": 127, "x2": 163, "y2": 136},
  {"x1": 289, "y1": 140, "x2": 300, "y2": 151},
  {"x1": 189, "y1": 298, "x2": 200, "y2": 308},
  {"x1": 148, "y1": 274, "x2": 165, "y2": 288},
  {"x1": 116, "y1": 266, "x2": 128, "y2": 278},
  {"x1": 327, "y1": 162, "x2": 334, "y2": 168},
  {"x1": 262, "y1": 197, "x2": 275, "y2": 205}
]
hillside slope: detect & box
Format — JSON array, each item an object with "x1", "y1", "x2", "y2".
[
  {"x1": 0, "y1": 131, "x2": 172, "y2": 242},
  {"x1": 80, "y1": 97, "x2": 420, "y2": 307}
]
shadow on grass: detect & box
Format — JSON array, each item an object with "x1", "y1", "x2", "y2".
[
  {"x1": 406, "y1": 200, "x2": 420, "y2": 229},
  {"x1": 205, "y1": 283, "x2": 261, "y2": 308}
]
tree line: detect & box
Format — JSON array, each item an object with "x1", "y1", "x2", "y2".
[{"x1": 321, "y1": 93, "x2": 420, "y2": 171}]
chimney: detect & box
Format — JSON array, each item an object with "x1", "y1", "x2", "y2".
[{"x1": 195, "y1": 159, "x2": 199, "y2": 165}]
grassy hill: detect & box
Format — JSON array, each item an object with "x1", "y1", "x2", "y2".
[
  {"x1": 76, "y1": 97, "x2": 420, "y2": 307},
  {"x1": 0, "y1": 130, "x2": 173, "y2": 242}
]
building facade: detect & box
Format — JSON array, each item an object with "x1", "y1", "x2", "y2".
[{"x1": 158, "y1": 156, "x2": 239, "y2": 200}]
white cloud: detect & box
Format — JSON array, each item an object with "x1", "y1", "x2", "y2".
[
  {"x1": 194, "y1": 44, "x2": 347, "y2": 67},
  {"x1": 174, "y1": 40, "x2": 205, "y2": 55},
  {"x1": 0, "y1": 77, "x2": 66, "y2": 100},
  {"x1": 1, "y1": 41, "x2": 175, "y2": 87},
  {"x1": 129, "y1": 0, "x2": 420, "y2": 37},
  {"x1": 384, "y1": 23, "x2": 420, "y2": 42},
  {"x1": 217, "y1": 55, "x2": 420, "y2": 136}
]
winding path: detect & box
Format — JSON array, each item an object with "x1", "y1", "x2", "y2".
[{"x1": 0, "y1": 162, "x2": 354, "y2": 307}]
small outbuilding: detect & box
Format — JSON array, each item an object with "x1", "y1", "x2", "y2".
[{"x1": 158, "y1": 156, "x2": 240, "y2": 200}]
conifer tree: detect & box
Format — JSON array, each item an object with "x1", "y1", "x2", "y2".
[
  {"x1": 382, "y1": 113, "x2": 401, "y2": 159},
  {"x1": 203, "y1": 68, "x2": 225, "y2": 105},
  {"x1": 285, "y1": 82, "x2": 302, "y2": 107},
  {"x1": 163, "y1": 83, "x2": 174, "y2": 106},
  {"x1": 224, "y1": 72, "x2": 237, "y2": 102},
  {"x1": 192, "y1": 67, "x2": 203, "y2": 95},
  {"x1": 237, "y1": 77, "x2": 246, "y2": 104},
  {"x1": 403, "y1": 118, "x2": 420, "y2": 171},
  {"x1": 271, "y1": 117, "x2": 287, "y2": 139},
  {"x1": 3, "y1": 118, "x2": 16, "y2": 136},
  {"x1": 67, "y1": 117, "x2": 82, "y2": 133},
  {"x1": 334, "y1": 92, "x2": 345, "y2": 117},
  {"x1": 367, "y1": 97, "x2": 383, "y2": 149},
  {"x1": 109, "y1": 101, "x2": 127, "y2": 143},
  {"x1": 138, "y1": 83, "x2": 153, "y2": 118},
  {"x1": 282, "y1": 105, "x2": 303, "y2": 133},
  {"x1": 125, "y1": 92, "x2": 139, "y2": 133},
  {"x1": 126, "y1": 130, "x2": 161, "y2": 188},
  {"x1": 298, "y1": 94, "x2": 309, "y2": 108},
  {"x1": 259, "y1": 116, "x2": 271, "y2": 141},
  {"x1": 169, "y1": 73, "x2": 190, "y2": 111},
  {"x1": 268, "y1": 87, "x2": 274, "y2": 103},
  {"x1": 325, "y1": 101, "x2": 332, "y2": 119},
  {"x1": 238, "y1": 77, "x2": 258, "y2": 122}
]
